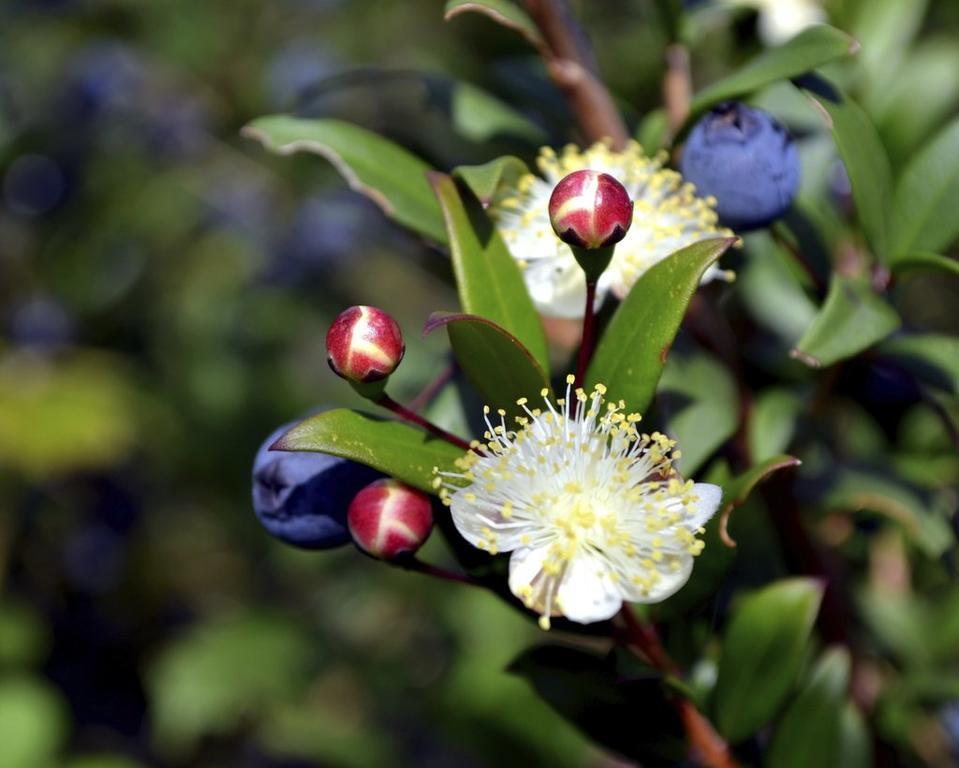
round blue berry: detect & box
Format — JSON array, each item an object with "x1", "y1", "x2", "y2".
[
  {"x1": 252, "y1": 422, "x2": 383, "y2": 549},
  {"x1": 681, "y1": 102, "x2": 800, "y2": 232}
]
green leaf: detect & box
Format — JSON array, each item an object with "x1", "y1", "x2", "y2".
[
  {"x1": 430, "y1": 172, "x2": 550, "y2": 371},
  {"x1": 749, "y1": 389, "x2": 802, "y2": 462},
  {"x1": 767, "y1": 648, "x2": 870, "y2": 768},
  {"x1": 718, "y1": 455, "x2": 802, "y2": 546},
  {"x1": 0, "y1": 676, "x2": 68, "y2": 768},
  {"x1": 275, "y1": 409, "x2": 465, "y2": 493},
  {"x1": 425, "y1": 312, "x2": 550, "y2": 418},
  {"x1": 635, "y1": 108, "x2": 669, "y2": 154},
  {"x1": 686, "y1": 26, "x2": 859, "y2": 128},
  {"x1": 453, "y1": 156, "x2": 530, "y2": 207},
  {"x1": 803, "y1": 88, "x2": 893, "y2": 260},
  {"x1": 586, "y1": 237, "x2": 737, "y2": 413},
  {"x1": 889, "y1": 119, "x2": 959, "y2": 256},
  {"x1": 880, "y1": 334, "x2": 959, "y2": 395},
  {"x1": 444, "y1": 0, "x2": 544, "y2": 49},
  {"x1": 452, "y1": 83, "x2": 547, "y2": 144},
  {"x1": 890, "y1": 251, "x2": 959, "y2": 278},
  {"x1": 0, "y1": 600, "x2": 49, "y2": 667},
  {"x1": 242, "y1": 116, "x2": 446, "y2": 243},
  {"x1": 509, "y1": 645, "x2": 687, "y2": 766},
  {"x1": 792, "y1": 275, "x2": 900, "y2": 368},
  {"x1": 712, "y1": 578, "x2": 824, "y2": 742},
  {"x1": 657, "y1": 348, "x2": 738, "y2": 476}
]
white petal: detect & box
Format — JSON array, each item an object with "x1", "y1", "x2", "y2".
[
  {"x1": 449, "y1": 493, "x2": 530, "y2": 554},
  {"x1": 524, "y1": 258, "x2": 609, "y2": 319},
  {"x1": 688, "y1": 483, "x2": 723, "y2": 530},
  {"x1": 555, "y1": 553, "x2": 624, "y2": 624},
  {"x1": 621, "y1": 554, "x2": 695, "y2": 605},
  {"x1": 507, "y1": 545, "x2": 550, "y2": 598}
]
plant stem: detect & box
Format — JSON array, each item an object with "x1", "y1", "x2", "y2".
[
  {"x1": 522, "y1": 0, "x2": 629, "y2": 148},
  {"x1": 574, "y1": 279, "x2": 598, "y2": 388},
  {"x1": 396, "y1": 555, "x2": 477, "y2": 586},
  {"x1": 619, "y1": 606, "x2": 738, "y2": 768},
  {"x1": 664, "y1": 43, "x2": 692, "y2": 138},
  {"x1": 376, "y1": 394, "x2": 473, "y2": 453}
]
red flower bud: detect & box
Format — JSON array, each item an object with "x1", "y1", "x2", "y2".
[
  {"x1": 548, "y1": 170, "x2": 633, "y2": 250},
  {"x1": 348, "y1": 479, "x2": 433, "y2": 559},
  {"x1": 326, "y1": 306, "x2": 405, "y2": 384}
]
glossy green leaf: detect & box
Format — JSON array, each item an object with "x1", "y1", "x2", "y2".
[
  {"x1": 453, "y1": 155, "x2": 530, "y2": 207},
  {"x1": 509, "y1": 645, "x2": 687, "y2": 766},
  {"x1": 686, "y1": 26, "x2": 859, "y2": 127},
  {"x1": 430, "y1": 172, "x2": 550, "y2": 371},
  {"x1": 792, "y1": 275, "x2": 900, "y2": 368},
  {"x1": 718, "y1": 455, "x2": 801, "y2": 546},
  {"x1": 444, "y1": 0, "x2": 543, "y2": 48},
  {"x1": 889, "y1": 119, "x2": 959, "y2": 256},
  {"x1": 880, "y1": 334, "x2": 959, "y2": 395},
  {"x1": 452, "y1": 83, "x2": 547, "y2": 143},
  {"x1": 275, "y1": 409, "x2": 465, "y2": 493},
  {"x1": 0, "y1": 676, "x2": 68, "y2": 768},
  {"x1": 890, "y1": 251, "x2": 959, "y2": 278},
  {"x1": 426, "y1": 312, "x2": 550, "y2": 418},
  {"x1": 804, "y1": 88, "x2": 892, "y2": 260},
  {"x1": 749, "y1": 389, "x2": 802, "y2": 462},
  {"x1": 586, "y1": 237, "x2": 737, "y2": 413},
  {"x1": 635, "y1": 108, "x2": 669, "y2": 153},
  {"x1": 657, "y1": 348, "x2": 738, "y2": 476},
  {"x1": 242, "y1": 116, "x2": 446, "y2": 243},
  {"x1": 767, "y1": 648, "x2": 870, "y2": 768},
  {"x1": 713, "y1": 578, "x2": 824, "y2": 742}
]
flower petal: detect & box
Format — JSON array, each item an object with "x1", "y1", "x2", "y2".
[
  {"x1": 555, "y1": 552, "x2": 624, "y2": 624},
  {"x1": 688, "y1": 483, "x2": 723, "y2": 530},
  {"x1": 620, "y1": 553, "x2": 695, "y2": 605},
  {"x1": 449, "y1": 492, "x2": 531, "y2": 554}
]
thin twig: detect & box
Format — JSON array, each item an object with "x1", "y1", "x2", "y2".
[
  {"x1": 396, "y1": 555, "x2": 478, "y2": 586},
  {"x1": 664, "y1": 43, "x2": 692, "y2": 138},
  {"x1": 522, "y1": 0, "x2": 629, "y2": 148},
  {"x1": 377, "y1": 394, "x2": 473, "y2": 453},
  {"x1": 573, "y1": 280, "x2": 597, "y2": 388}
]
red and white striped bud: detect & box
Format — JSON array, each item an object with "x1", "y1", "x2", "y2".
[
  {"x1": 348, "y1": 479, "x2": 433, "y2": 559},
  {"x1": 548, "y1": 170, "x2": 633, "y2": 250},
  {"x1": 326, "y1": 305, "x2": 405, "y2": 384}
]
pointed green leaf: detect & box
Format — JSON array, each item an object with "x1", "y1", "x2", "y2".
[
  {"x1": 586, "y1": 237, "x2": 737, "y2": 413},
  {"x1": 749, "y1": 389, "x2": 803, "y2": 462},
  {"x1": 718, "y1": 454, "x2": 802, "y2": 546},
  {"x1": 274, "y1": 409, "x2": 464, "y2": 493},
  {"x1": 452, "y1": 83, "x2": 547, "y2": 144},
  {"x1": 890, "y1": 251, "x2": 959, "y2": 278},
  {"x1": 425, "y1": 312, "x2": 550, "y2": 418},
  {"x1": 686, "y1": 26, "x2": 859, "y2": 128},
  {"x1": 767, "y1": 648, "x2": 871, "y2": 768},
  {"x1": 444, "y1": 0, "x2": 544, "y2": 49},
  {"x1": 713, "y1": 578, "x2": 824, "y2": 742},
  {"x1": 242, "y1": 116, "x2": 446, "y2": 243},
  {"x1": 792, "y1": 275, "x2": 900, "y2": 368},
  {"x1": 429, "y1": 172, "x2": 550, "y2": 371},
  {"x1": 803, "y1": 88, "x2": 892, "y2": 260},
  {"x1": 453, "y1": 156, "x2": 530, "y2": 207}
]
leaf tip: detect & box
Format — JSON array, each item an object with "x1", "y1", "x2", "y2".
[{"x1": 790, "y1": 348, "x2": 822, "y2": 368}]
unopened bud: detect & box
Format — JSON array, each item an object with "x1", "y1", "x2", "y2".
[
  {"x1": 348, "y1": 479, "x2": 433, "y2": 559},
  {"x1": 548, "y1": 170, "x2": 633, "y2": 250},
  {"x1": 326, "y1": 305, "x2": 404, "y2": 385}
]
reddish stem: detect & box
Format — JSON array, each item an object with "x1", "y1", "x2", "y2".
[
  {"x1": 574, "y1": 280, "x2": 598, "y2": 388},
  {"x1": 398, "y1": 556, "x2": 477, "y2": 586},
  {"x1": 377, "y1": 394, "x2": 473, "y2": 453}
]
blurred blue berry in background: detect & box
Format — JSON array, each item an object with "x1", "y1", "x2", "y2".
[
  {"x1": 60, "y1": 42, "x2": 143, "y2": 123},
  {"x1": 681, "y1": 102, "x2": 800, "y2": 231},
  {"x1": 3, "y1": 154, "x2": 66, "y2": 216},
  {"x1": 252, "y1": 421, "x2": 383, "y2": 549},
  {"x1": 7, "y1": 294, "x2": 76, "y2": 349}
]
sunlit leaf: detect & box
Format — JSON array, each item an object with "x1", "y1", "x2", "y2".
[
  {"x1": 425, "y1": 312, "x2": 550, "y2": 418},
  {"x1": 453, "y1": 155, "x2": 529, "y2": 207},
  {"x1": 275, "y1": 409, "x2": 465, "y2": 493},
  {"x1": 712, "y1": 578, "x2": 823, "y2": 742},
  {"x1": 792, "y1": 275, "x2": 900, "y2": 368},
  {"x1": 586, "y1": 237, "x2": 737, "y2": 413},
  {"x1": 242, "y1": 116, "x2": 446, "y2": 243},
  {"x1": 430, "y1": 172, "x2": 550, "y2": 371},
  {"x1": 0, "y1": 676, "x2": 68, "y2": 768}
]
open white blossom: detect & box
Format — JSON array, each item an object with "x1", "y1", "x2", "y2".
[
  {"x1": 720, "y1": 0, "x2": 826, "y2": 45},
  {"x1": 491, "y1": 141, "x2": 734, "y2": 318},
  {"x1": 435, "y1": 376, "x2": 722, "y2": 629}
]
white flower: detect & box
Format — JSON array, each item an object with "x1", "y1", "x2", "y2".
[
  {"x1": 435, "y1": 376, "x2": 723, "y2": 629},
  {"x1": 491, "y1": 141, "x2": 734, "y2": 318},
  {"x1": 721, "y1": 0, "x2": 826, "y2": 45}
]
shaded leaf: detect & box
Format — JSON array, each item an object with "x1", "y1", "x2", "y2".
[
  {"x1": 890, "y1": 251, "x2": 959, "y2": 278},
  {"x1": 586, "y1": 237, "x2": 737, "y2": 413},
  {"x1": 430, "y1": 172, "x2": 550, "y2": 371},
  {"x1": 713, "y1": 578, "x2": 823, "y2": 742},
  {"x1": 880, "y1": 334, "x2": 959, "y2": 395},
  {"x1": 718, "y1": 455, "x2": 801, "y2": 547},
  {"x1": 792, "y1": 275, "x2": 900, "y2": 368},
  {"x1": 686, "y1": 26, "x2": 859, "y2": 129},
  {"x1": 889, "y1": 118, "x2": 959, "y2": 256},
  {"x1": 242, "y1": 116, "x2": 446, "y2": 243},
  {"x1": 275, "y1": 409, "x2": 464, "y2": 493},
  {"x1": 453, "y1": 155, "x2": 529, "y2": 206},
  {"x1": 509, "y1": 645, "x2": 686, "y2": 766},
  {"x1": 749, "y1": 388, "x2": 802, "y2": 462},
  {"x1": 803, "y1": 87, "x2": 892, "y2": 260},
  {"x1": 444, "y1": 0, "x2": 543, "y2": 48},
  {"x1": 767, "y1": 648, "x2": 870, "y2": 768},
  {"x1": 425, "y1": 312, "x2": 550, "y2": 418},
  {"x1": 451, "y1": 83, "x2": 547, "y2": 143}
]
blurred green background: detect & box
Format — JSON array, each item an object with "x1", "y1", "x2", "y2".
[{"x1": 1, "y1": 1, "x2": 958, "y2": 766}]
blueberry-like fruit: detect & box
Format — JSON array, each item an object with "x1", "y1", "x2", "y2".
[
  {"x1": 252, "y1": 422, "x2": 383, "y2": 549},
  {"x1": 681, "y1": 102, "x2": 800, "y2": 232}
]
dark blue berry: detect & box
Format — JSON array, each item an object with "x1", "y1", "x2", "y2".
[
  {"x1": 252, "y1": 422, "x2": 383, "y2": 549},
  {"x1": 681, "y1": 102, "x2": 800, "y2": 232}
]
